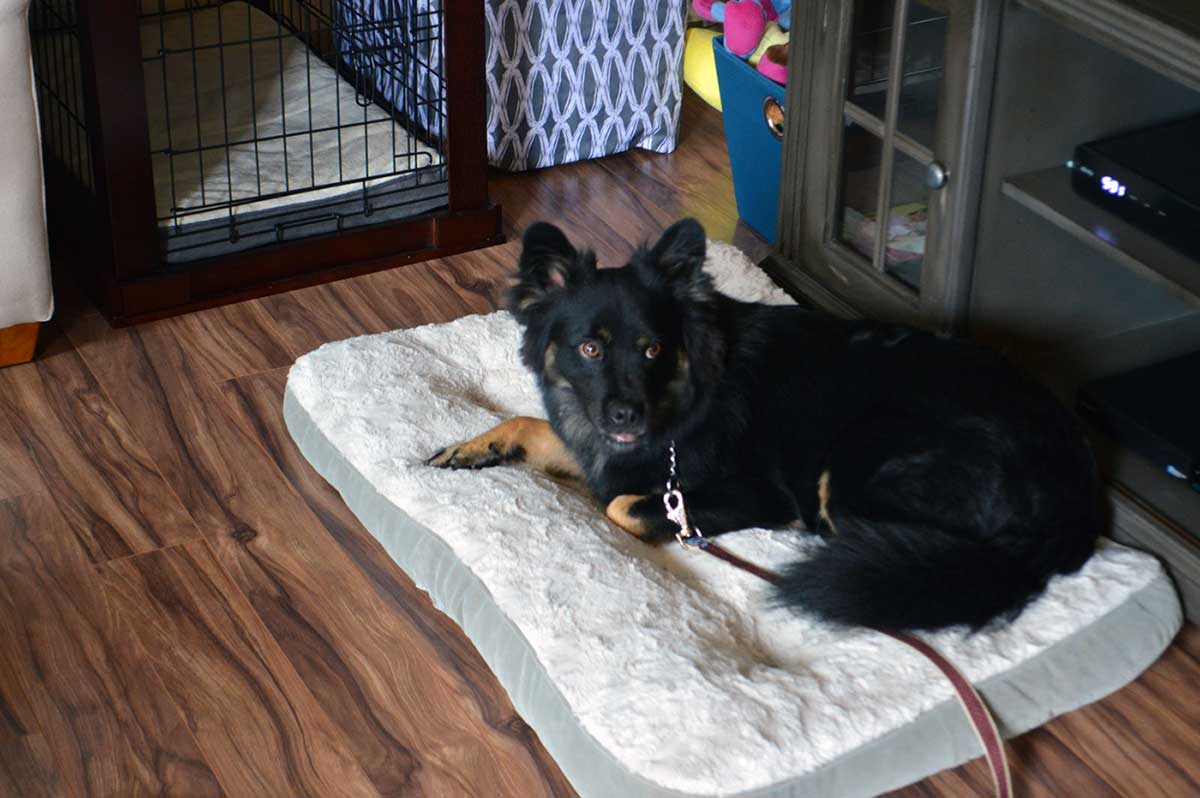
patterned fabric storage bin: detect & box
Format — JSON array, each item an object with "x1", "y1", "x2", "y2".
[{"x1": 484, "y1": 1, "x2": 688, "y2": 171}]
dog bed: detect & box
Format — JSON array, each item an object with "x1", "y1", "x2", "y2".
[{"x1": 283, "y1": 241, "x2": 1182, "y2": 798}]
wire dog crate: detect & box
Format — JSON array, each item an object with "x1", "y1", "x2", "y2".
[{"x1": 29, "y1": 0, "x2": 497, "y2": 324}]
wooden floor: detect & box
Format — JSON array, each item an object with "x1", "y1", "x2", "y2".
[{"x1": 2, "y1": 91, "x2": 1198, "y2": 798}]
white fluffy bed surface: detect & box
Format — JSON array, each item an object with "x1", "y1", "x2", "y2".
[
  {"x1": 287, "y1": 241, "x2": 1170, "y2": 795},
  {"x1": 142, "y1": 2, "x2": 441, "y2": 226}
]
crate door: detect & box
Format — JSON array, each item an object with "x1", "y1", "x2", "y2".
[{"x1": 799, "y1": 0, "x2": 979, "y2": 329}]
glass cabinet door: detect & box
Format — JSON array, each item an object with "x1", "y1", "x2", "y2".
[
  {"x1": 797, "y1": 0, "x2": 979, "y2": 328},
  {"x1": 778, "y1": 0, "x2": 987, "y2": 328},
  {"x1": 837, "y1": 0, "x2": 951, "y2": 294}
]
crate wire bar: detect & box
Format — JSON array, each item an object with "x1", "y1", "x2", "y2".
[
  {"x1": 139, "y1": 0, "x2": 448, "y2": 261},
  {"x1": 30, "y1": 0, "x2": 94, "y2": 192}
]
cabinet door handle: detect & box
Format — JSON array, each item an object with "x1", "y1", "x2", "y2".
[{"x1": 926, "y1": 161, "x2": 949, "y2": 190}]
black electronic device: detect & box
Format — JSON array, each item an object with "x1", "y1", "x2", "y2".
[
  {"x1": 1071, "y1": 114, "x2": 1200, "y2": 261},
  {"x1": 1078, "y1": 351, "x2": 1200, "y2": 493}
]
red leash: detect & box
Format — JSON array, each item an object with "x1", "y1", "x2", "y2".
[
  {"x1": 691, "y1": 535, "x2": 1013, "y2": 798},
  {"x1": 659, "y1": 442, "x2": 1012, "y2": 798}
]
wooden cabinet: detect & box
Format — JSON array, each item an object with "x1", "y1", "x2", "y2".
[{"x1": 773, "y1": 0, "x2": 999, "y2": 332}]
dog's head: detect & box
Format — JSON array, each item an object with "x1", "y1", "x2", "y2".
[{"x1": 508, "y1": 219, "x2": 726, "y2": 451}]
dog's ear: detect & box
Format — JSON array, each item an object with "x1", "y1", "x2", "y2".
[
  {"x1": 639, "y1": 218, "x2": 712, "y2": 300},
  {"x1": 508, "y1": 222, "x2": 595, "y2": 322},
  {"x1": 641, "y1": 219, "x2": 726, "y2": 386}
]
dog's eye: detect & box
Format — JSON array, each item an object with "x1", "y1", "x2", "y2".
[
  {"x1": 644, "y1": 342, "x2": 662, "y2": 360},
  {"x1": 579, "y1": 340, "x2": 603, "y2": 359}
]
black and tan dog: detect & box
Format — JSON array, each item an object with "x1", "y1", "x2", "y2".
[{"x1": 428, "y1": 219, "x2": 1101, "y2": 631}]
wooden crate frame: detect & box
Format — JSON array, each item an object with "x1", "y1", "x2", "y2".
[{"x1": 36, "y1": 0, "x2": 499, "y2": 325}]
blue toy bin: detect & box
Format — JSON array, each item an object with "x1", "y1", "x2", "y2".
[{"x1": 713, "y1": 35, "x2": 786, "y2": 244}]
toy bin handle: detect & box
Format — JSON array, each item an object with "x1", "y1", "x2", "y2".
[{"x1": 762, "y1": 97, "x2": 784, "y2": 141}]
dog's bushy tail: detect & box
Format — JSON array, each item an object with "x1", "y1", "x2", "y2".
[{"x1": 774, "y1": 515, "x2": 1091, "y2": 631}]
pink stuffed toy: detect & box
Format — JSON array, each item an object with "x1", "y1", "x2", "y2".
[
  {"x1": 757, "y1": 43, "x2": 788, "y2": 85},
  {"x1": 693, "y1": 0, "x2": 778, "y2": 58}
]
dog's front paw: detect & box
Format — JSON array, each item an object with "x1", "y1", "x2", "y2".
[
  {"x1": 426, "y1": 439, "x2": 515, "y2": 470},
  {"x1": 606, "y1": 494, "x2": 675, "y2": 544}
]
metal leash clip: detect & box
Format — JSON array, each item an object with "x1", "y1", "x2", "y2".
[
  {"x1": 663, "y1": 441, "x2": 705, "y2": 549},
  {"x1": 664, "y1": 488, "x2": 705, "y2": 549}
]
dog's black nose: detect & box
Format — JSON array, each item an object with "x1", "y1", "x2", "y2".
[{"x1": 605, "y1": 400, "x2": 642, "y2": 429}]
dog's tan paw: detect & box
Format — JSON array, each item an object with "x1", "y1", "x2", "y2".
[
  {"x1": 606, "y1": 494, "x2": 652, "y2": 538},
  {"x1": 426, "y1": 439, "x2": 517, "y2": 470}
]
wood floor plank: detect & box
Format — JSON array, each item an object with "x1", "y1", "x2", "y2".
[
  {"x1": 0, "y1": 493, "x2": 222, "y2": 798},
  {"x1": 419, "y1": 245, "x2": 515, "y2": 314},
  {"x1": 1179, "y1": 618, "x2": 1200, "y2": 656},
  {"x1": 1008, "y1": 727, "x2": 1126, "y2": 798},
  {"x1": 222, "y1": 366, "x2": 576, "y2": 796},
  {"x1": 60, "y1": 297, "x2": 299, "y2": 387},
  {"x1": 592, "y1": 153, "x2": 742, "y2": 243},
  {"x1": 103, "y1": 540, "x2": 378, "y2": 798},
  {"x1": 589, "y1": 146, "x2": 774, "y2": 263},
  {"x1": 257, "y1": 245, "x2": 515, "y2": 355},
  {"x1": 164, "y1": 298, "x2": 300, "y2": 381},
  {"x1": 0, "y1": 334, "x2": 198, "y2": 561},
  {"x1": 892, "y1": 630, "x2": 1200, "y2": 798},
  {"x1": 1127, "y1": 622, "x2": 1200, "y2": 730},
  {"x1": 490, "y1": 94, "x2": 771, "y2": 269},
  {"x1": 603, "y1": 141, "x2": 739, "y2": 222},
  {"x1": 896, "y1": 723, "x2": 1124, "y2": 798},
  {"x1": 0, "y1": 398, "x2": 42, "y2": 502},
  {"x1": 491, "y1": 158, "x2": 667, "y2": 265},
  {"x1": 588, "y1": 94, "x2": 774, "y2": 262},
  {"x1": 65, "y1": 317, "x2": 573, "y2": 796},
  {"x1": 1041, "y1": 634, "x2": 1200, "y2": 797},
  {"x1": 256, "y1": 278, "x2": 395, "y2": 357},
  {"x1": 346, "y1": 243, "x2": 516, "y2": 330},
  {"x1": 0, "y1": 734, "x2": 60, "y2": 798}
]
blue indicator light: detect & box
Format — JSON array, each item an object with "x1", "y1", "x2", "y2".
[{"x1": 1100, "y1": 175, "x2": 1127, "y2": 197}]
